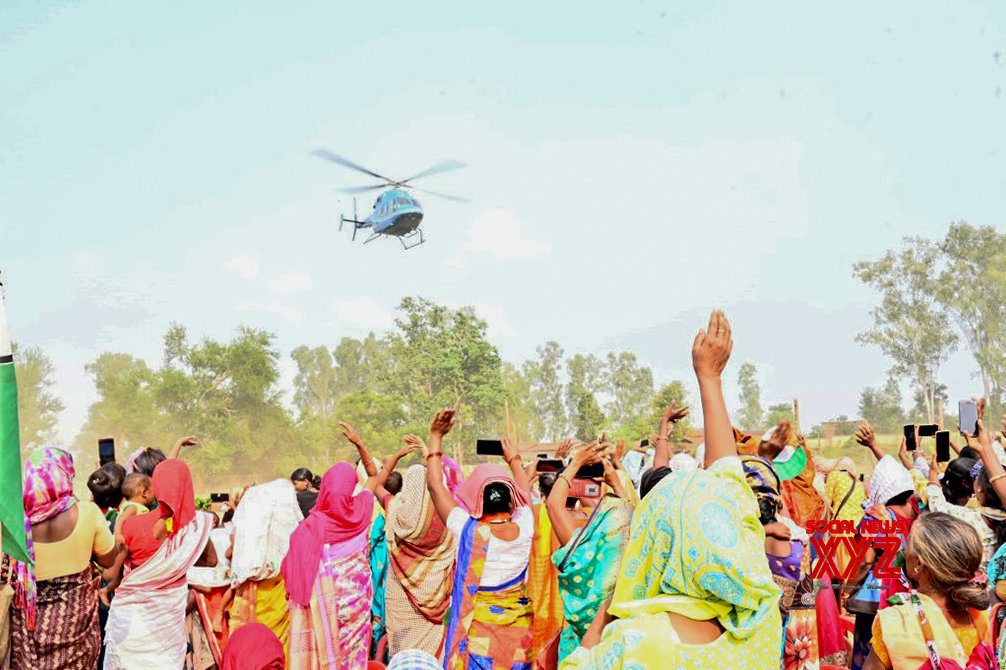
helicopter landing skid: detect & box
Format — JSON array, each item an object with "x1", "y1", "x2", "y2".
[{"x1": 398, "y1": 228, "x2": 425, "y2": 250}]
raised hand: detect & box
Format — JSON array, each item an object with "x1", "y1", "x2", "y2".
[
  {"x1": 403, "y1": 434, "x2": 428, "y2": 457},
  {"x1": 964, "y1": 419, "x2": 993, "y2": 453},
  {"x1": 661, "y1": 402, "x2": 690, "y2": 426},
  {"x1": 338, "y1": 420, "x2": 363, "y2": 446},
  {"x1": 691, "y1": 310, "x2": 733, "y2": 380},
  {"x1": 854, "y1": 422, "x2": 877, "y2": 450},
  {"x1": 555, "y1": 438, "x2": 574, "y2": 460},
  {"x1": 430, "y1": 409, "x2": 456, "y2": 438}
]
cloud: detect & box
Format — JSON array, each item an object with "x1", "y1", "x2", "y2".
[
  {"x1": 462, "y1": 301, "x2": 517, "y2": 339},
  {"x1": 268, "y1": 271, "x2": 313, "y2": 296},
  {"x1": 223, "y1": 256, "x2": 260, "y2": 280},
  {"x1": 447, "y1": 209, "x2": 551, "y2": 268},
  {"x1": 331, "y1": 296, "x2": 395, "y2": 331},
  {"x1": 236, "y1": 300, "x2": 303, "y2": 327}
]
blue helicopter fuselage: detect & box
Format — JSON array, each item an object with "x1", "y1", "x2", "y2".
[{"x1": 365, "y1": 189, "x2": 424, "y2": 236}]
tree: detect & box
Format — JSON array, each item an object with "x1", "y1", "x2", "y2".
[
  {"x1": 384, "y1": 297, "x2": 506, "y2": 456},
  {"x1": 565, "y1": 354, "x2": 605, "y2": 439},
  {"x1": 737, "y1": 362, "x2": 763, "y2": 431},
  {"x1": 499, "y1": 362, "x2": 543, "y2": 444},
  {"x1": 853, "y1": 243, "x2": 958, "y2": 423},
  {"x1": 910, "y1": 383, "x2": 949, "y2": 424},
  {"x1": 290, "y1": 345, "x2": 339, "y2": 421},
  {"x1": 765, "y1": 402, "x2": 795, "y2": 428},
  {"x1": 858, "y1": 377, "x2": 905, "y2": 433},
  {"x1": 522, "y1": 341, "x2": 566, "y2": 441},
  {"x1": 602, "y1": 351, "x2": 653, "y2": 433},
  {"x1": 935, "y1": 222, "x2": 1006, "y2": 410},
  {"x1": 12, "y1": 344, "x2": 65, "y2": 452}
]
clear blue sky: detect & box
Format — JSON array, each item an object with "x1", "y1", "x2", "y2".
[{"x1": 2, "y1": 1, "x2": 1004, "y2": 441}]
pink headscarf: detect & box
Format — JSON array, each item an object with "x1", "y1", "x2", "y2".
[
  {"x1": 281, "y1": 463, "x2": 374, "y2": 606},
  {"x1": 442, "y1": 456, "x2": 466, "y2": 508},
  {"x1": 454, "y1": 464, "x2": 529, "y2": 519}
]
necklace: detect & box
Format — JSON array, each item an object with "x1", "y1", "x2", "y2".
[{"x1": 487, "y1": 518, "x2": 512, "y2": 524}]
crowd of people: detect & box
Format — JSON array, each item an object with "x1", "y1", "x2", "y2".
[{"x1": 4, "y1": 309, "x2": 1006, "y2": 669}]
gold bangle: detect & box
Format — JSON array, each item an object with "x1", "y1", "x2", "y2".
[
  {"x1": 557, "y1": 474, "x2": 573, "y2": 488},
  {"x1": 507, "y1": 455, "x2": 522, "y2": 466},
  {"x1": 990, "y1": 473, "x2": 1006, "y2": 485}
]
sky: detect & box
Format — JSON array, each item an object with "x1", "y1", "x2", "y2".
[{"x1": 1, "y1": 1, "x2": 1004, "y2": 442}]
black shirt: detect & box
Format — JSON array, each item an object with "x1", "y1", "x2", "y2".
[{"x1": 296, "y1": 488, "x2": 318, "y2": 517}]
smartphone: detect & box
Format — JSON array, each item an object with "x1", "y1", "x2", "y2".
[
  {"x1": 210, "y1": 492, "x2": 230, "y2": 503},
  {"x1": 918, "y1": 424, "x2": 939, "y2": 437},
  {"x1": 476, "y1": 439, "x2": 505, "y2": 456},
  {"x1": 903, "y1": 424, "x2": 917, "y2": 452},
  {"x1": 959, "y1": 399, "x2": 979, "y2": 437},
  {"x1": 98, "y1": 438, "x2": 115, "y2": 466},
  {"x1": 535, "y1": 459, "x2": 564, "y2": 473},
  {"x1": 576, "y1": 462, "x2": 605, "y2": 479},
  {"x1": 569, "y1": 478, "x2": 602, "y2": 499},
  {"x1": 936, "y1": 431, "x2": 951, "y2": 463},
  {"x1": 639, "y1": 438, "x2": 650, "y2": 448}
]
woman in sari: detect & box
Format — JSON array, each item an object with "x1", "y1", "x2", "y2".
[
  {"x1": 281, "y1": 462, "x2": 381, "y2": 669},
  {"x1": 230, "y1": 478, "x2": 304, "y2": 652},
  {"x1": 5, "y1": 447, "x2": 119, "y2": 670},
  {"x1": 741, "y1": 454, "x2": 819, "y2": 670},
  {"x1": 863, "y1": 512, "x2": 990, "y2": 669},
  {"x1": 546, "y1": 446, "x2": 633, "y2": 662},
  {"x1": 424, "y1": 410, "x2": 536, "y2": 670},
  {"x1": 385, "y1": 461, "x2": 457, "y2": 657},
  {"x1": 562, "y1": 310, "x2": 783, "y2": 670},
  {"x1": 849, "y1": 455, "x2": 920, "y2": 670},
  {"x1": 103, "y1": 459, "x2": 217, "y2": 669}
]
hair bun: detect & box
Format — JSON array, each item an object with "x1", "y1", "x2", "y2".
[{"x1": 949, "y1": 582, "x2": 990, "y2": 611}]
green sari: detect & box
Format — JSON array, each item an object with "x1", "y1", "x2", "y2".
[{"x1": 551, "y1": 495, "x2": 634, "y2": 660}]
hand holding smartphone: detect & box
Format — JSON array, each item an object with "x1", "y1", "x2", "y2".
[
  {"x1": 936, "y1": 431, "x2": 951, "y2": 463},
  {"x1": 903, "y1": 424, "x2": 917, "y2": 452},
  {"x1": 959, "y1": 399, "x2": 979, "y2": 437}
]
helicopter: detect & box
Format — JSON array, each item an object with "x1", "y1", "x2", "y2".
[{"x1": 312, "y1": 149, "x2": 469, "y2": 250}]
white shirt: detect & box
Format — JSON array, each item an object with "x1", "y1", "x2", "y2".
[{"x1": 447, "y1": 504, "x2": 533, "y2": 588}]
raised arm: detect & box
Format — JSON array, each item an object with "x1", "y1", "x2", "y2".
[
  {"x1": 692, "y1": 310, "x2": 735, "y2": 467},
  {"x1": 425, "y1": 409, "x2": 460, "y2": 523},
  {"x1": 548, "y1": 442, "x2": 601, "y2": 546},
  {"x1": 373, "y1": 442, "x2": 421, "y2": 501},
  {"x1": 340, "y1": 421, "x2": 378, "y2": 477},
  {"x1": 501, "y1": 437, "x2": 532, "y2": 497},
  {"x1": 169, "y1": 435, "x2": 199, "y2": 460},
  {"x1": 854, "y1": 422, "x2": 885, "y2": 463},
  {"x1": 653, "y1": 402, "x2": 689, "y2": 469},
  {"x1": 967, "y1": 420, "x2": 1006, "y2": 509}
]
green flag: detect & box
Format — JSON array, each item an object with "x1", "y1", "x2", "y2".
[{"x1": 0, "y1": 270, "x2": 29, "y2": 563}]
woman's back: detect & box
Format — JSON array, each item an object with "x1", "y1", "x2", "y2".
[
  {"x1": 446, "y1": 504, "x2": 533, "y2": 587},
  {"x1": 34, "y1": 502, "x2": 114, "y2": 581}
]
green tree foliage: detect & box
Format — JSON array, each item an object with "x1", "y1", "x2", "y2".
[
  {"x1": 765, "y1": 402, "x2": 795, "y2": 428},
  {"x1": 522, "y1": 341, "x2": 566, "y2": 440},
  {"x1": 384, "y1": 297, "x2": 506, "y2": 456},
  {"x1": 909, "y1": 383, "x2": 949, "y2": 424},
  {"x1": 858, "y1": 377, "x2": 905, "y2": 432},
  {"x1": 602, "y1": 351, "x2": 653, "y2": 435},
  {"x1": 737, "y1": 362, "x2": 763, "y2": 431},
  {"x1": 565, "y1": 354, "x2": 605, "y2": 440},
  {"x1": 499, "y1": 362, "x2": 543, "y2": 444},
  {"x1": 853, "y1": 244, "x2": 958, "y2": 423},
  {"x1": 935, "y1": 223, "x2": 1006, "y2": 410},
  {"x1": 12, "y1": 344, "x2": 65, "y2": 452}
]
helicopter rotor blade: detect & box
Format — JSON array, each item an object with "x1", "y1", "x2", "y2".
[
  {"x1": 400, "y1": 159, "x2": 467, "y2": 185},
  {"x1": 339, "y1": 184, "x2": 387, "y2": 195},
  {"x1": 312, "y1": 149, "x2": 396, "y2": 184},
  {"x1": 411, "y1": 186, "x2": 471, "y2": 204}
]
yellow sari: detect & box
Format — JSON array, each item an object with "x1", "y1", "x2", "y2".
[{"x1": 561, "y1": 457, "x2": 782, "y2": 670}]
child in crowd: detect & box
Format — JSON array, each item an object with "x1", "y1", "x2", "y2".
[{"x1": 113, "y1": 472, "x2": 154, "y2": 540}]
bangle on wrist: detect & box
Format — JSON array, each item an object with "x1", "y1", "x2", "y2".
[
  {"x1": 990, "y1": 473, "x2": 1006, "y2": 485},
  {"x1": 425, "y1": 452, "x2": 443, "y2": 462},
  {"x1": 557, "y1": 474, "x2": 573, "y2": 488}
]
